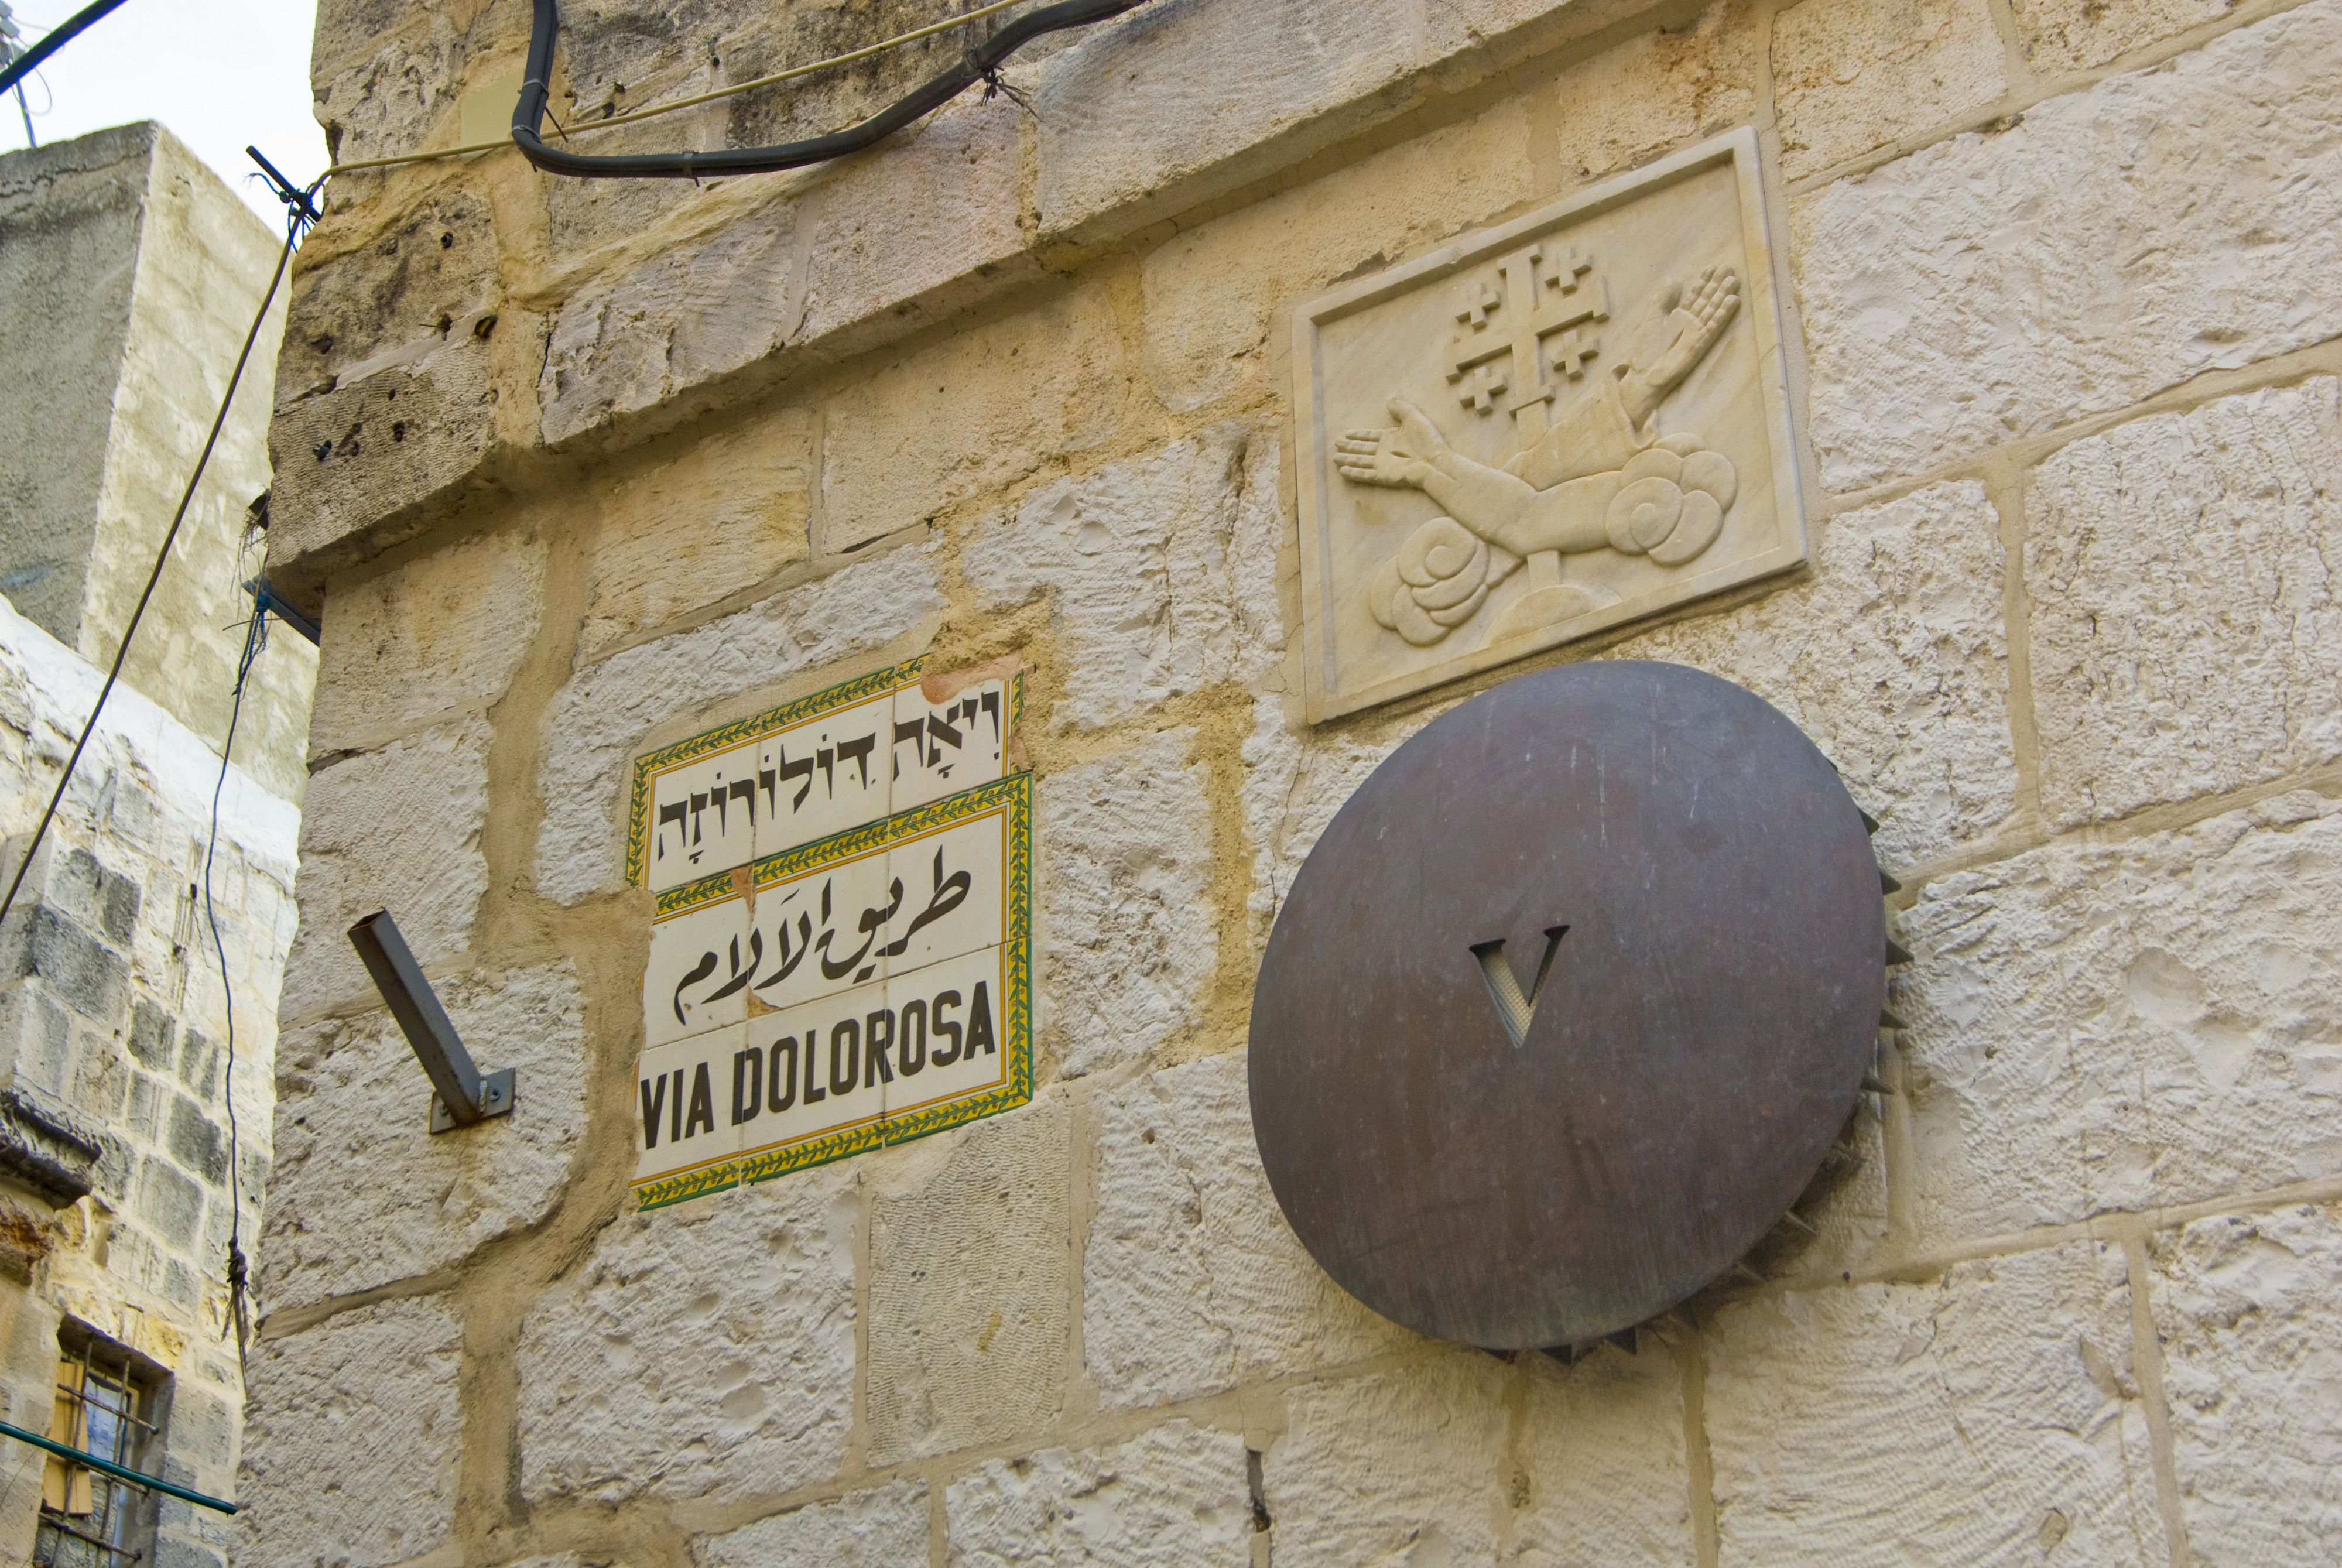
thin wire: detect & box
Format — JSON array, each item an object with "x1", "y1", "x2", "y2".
[
  {"x1": 205, "y1": 196, "x2": 319, "y2": 1372},
  {"x1": 0, "y1": 198, "x2": 302, "y2": 959},
  {"x1": 321, "y1": 0, "x2": 1033, "y2": 177},
  {"x1": 203, "y1": 604, "x2": 263, "y2": 1371}
]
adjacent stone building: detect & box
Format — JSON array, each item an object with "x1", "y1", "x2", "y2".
[
  {"x1": 250, "y1": 1, "x2": 2342, "y2": 1563},
  {"x1": 0, "y1": 126, "x2": 311, "y2": 1567}
]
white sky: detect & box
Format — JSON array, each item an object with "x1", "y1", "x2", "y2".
[{"x1": 1, "y1": 0, "x2": 328, "y2": 222}]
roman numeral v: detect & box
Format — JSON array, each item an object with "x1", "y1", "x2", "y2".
[{"x1": 1468, "y1": 926, "x2": 1569, "y2": 1049}]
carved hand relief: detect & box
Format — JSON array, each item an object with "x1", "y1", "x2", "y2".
[{"x1": 1293, "y1": 130, "x2": 1810, "y2": 720}]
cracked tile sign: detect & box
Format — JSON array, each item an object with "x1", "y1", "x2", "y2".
[{"x1": 626, "y1": 658, "x2": 1032, "y2": 1209}]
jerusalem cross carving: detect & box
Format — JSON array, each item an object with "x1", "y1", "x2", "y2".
[
  {"x1": 1444, "y1": 243, "x2": 1607, "y2": 419},
  {"x1": 1290, "y1": 130, "x2": 1812, "y2": 721}
]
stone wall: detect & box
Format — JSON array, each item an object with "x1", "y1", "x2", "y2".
[
  {"x1": 254, "y1": 0, "x2": 2342, "y2": 1562},
  {"x1": 0, "y1": 126, "x2": 317, "y2": 804},
  {"x1": 0, "y1": 121, "x2": 313, "y2": 1568},
  {"x1": 0, "y1": 128, "x2": 144, "y2": 646},
  {"x1": 0, "y1": 591, "x2": 299, "y2": 1568}
]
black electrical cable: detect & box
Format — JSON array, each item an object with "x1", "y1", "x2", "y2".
[
  {"x1": 513, "y1": 0, "x2": 1152, "y2": 180},
  {"x1": 0, "y1": 196, "x2": 303, "y2": 939},
  {"x1": 0, "y1": 0, "x2": 130, "y2": 98}
]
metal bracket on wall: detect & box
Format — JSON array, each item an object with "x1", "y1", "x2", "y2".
[
  {"x1": 347, "y1": 909, "x2": 517, "y2": 1135},
  {"x1": 243, "y1": 572, "x2": 322, "y2": 646},
  {"x1": 430, "y1": 1067, "x2": 515, "y2": 1134}
]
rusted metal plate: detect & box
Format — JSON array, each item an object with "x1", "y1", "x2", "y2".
[{"x1": 1249, "y1": 661, "x2": 1884, "y2": 1350}]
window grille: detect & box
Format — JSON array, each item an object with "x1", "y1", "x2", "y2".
[{"x1": 33, "y1": 1338, "x2": 160, "y2": 1568}]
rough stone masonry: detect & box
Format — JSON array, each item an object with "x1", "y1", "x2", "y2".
[
  {"x1": 248, "y1": 0, "x2": 2342, "y2": 1563},
  {"x1": 0, "y1": 122, "x2": 312, "y2": 1568}
]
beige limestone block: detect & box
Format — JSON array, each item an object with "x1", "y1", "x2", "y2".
[
  {"x1": 282, "y1": 714, "x2": 492, "y2": 1019},
  {"x1": 1894, "y1": 794, "x2": 2342, "y2": 1245},
  {"x1": 2009, "y1": 0, "x2": 2234, "y2": 74},
  {"x1": 537, "y1": 98, "x2": 1030, "y2": 450},
  {"x1": 1612, "y1": 480, "x2": 2015, "y2": 871},
  {"x1": 866, "y1": 1100, "x2": 1070, "y2": 1464},
  {"x1": 1704, "y1": 1244, "x2": 2166, "y2": 1563},
  {"x1": 560, "y1": 5, "x2": 890, "y2": 129},
  {"x1": 1552, "y1": 1, "x2": 1761, "y2": 187},
  {"x1": 539, "y1": 209, "x2": 798, "y2": 449},
  {"x1": 819, "y1": 283, "x2": 1127, "y2": 554},
  {"x1": 1032, "y1": 0, "x2": 1417, "y2": 241},
  {"x1": 1263, "y1": 1352, "x2": 1512, "y2": 1563},
  {"x1": 237, "y1": 1296, "x2": 464, "y2": 1568},
  {"x1": 1139, "y1": 100, "x2": 1535, "y2": 415},
  {"x1": 1772, "y1": 0, "x2": 2009, "y2": 180},
  {"x1": 545, "y1": 108, "x2": 722, "y2": 263},
  {"x1": 582, "y1": 412, "x2": 814, "y2": 659},
  {"x1": 310, "y1": 526, "x2": 546, "y2": 754},
  {"x1": 1419, "y1": 0, "x2": 1683, "y2": 44},
  {"x1": 694, "y1": 1479, "x2": 930, "y2": 1568},
  {"x1": 1239, "y1": 692, "x2": 1434, "y2": 936},
  {"x1": 541, "y1": 12, "x2": 741, "y2": 258},
  {"x1": 556, "y1": 0, "x2": 779, "y2": 92},
  {"x1": 2026, "y1": 381, "x2": 2342, "y2": 831},
  {"x1": 1794, "y1": 1, "x2": 2342, "y2": 491},
  {"x1": 549, "y1": 4, "x2": 1014, "y2": 264},
  {"x1": 1086, "y1": 1051, "x2": 1409, "y2": 1409},
  {"x1": 1512, "y1": 1346, "x2": 1693, "y2": 1564},
  {"x1": 2148, "y1": 1203, "x2": 2342, "y2": 1557},
  {"x1": 311, "y1": 12, "x2": 472, "y2": 166},
  {"x1": 277, "y1": 186, "x2": 498, "y2": 399},
  {"x1": 535, "y1": 545, "x2": 944, "y2": 906},
  {"x1": 261, "y1": 963, "x2": 588, "y2": 1313},
  {"x1": 310, "y1": 0, "x2": 480, "y2": 80},
  {"x1": 945, "y1": 1420, "x2": 1252, "y2": 1566},
  {"x1": 1782, "y1": 1097, "x2": 1899, "y2": 1282},
  {"x1": 517, "y1": 1166, "x2": 858, "y2": 1507},
  {"x1": 269, "y1": 328, "x2": 501, "y2": 570},
  {"x1": 961, "y1": 428, "x2": 1283, "y2": 729},
  {"x1": 792, "y1": 97, "x2": 1028, "y2": 347},
  {"x1": 1038, "y1": 732, "x2": 1215, "y2": 1077},
  {"x1": 0, "y1": 1285, "x2": 57, "y2": 1558}
]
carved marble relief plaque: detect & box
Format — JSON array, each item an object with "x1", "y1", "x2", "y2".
[{"x1": 1292, "y1": 129, "x2": 1809, "y2": 721}]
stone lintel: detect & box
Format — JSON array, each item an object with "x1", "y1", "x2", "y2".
[
  {"x1": 0, "y1": 1086, "x2": 104, "y2": 1205},
  {"x1": 263, "y1": 0, "x2": 1682, "y2": 610}
]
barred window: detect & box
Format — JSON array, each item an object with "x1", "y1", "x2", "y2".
[{"x1": 33, "y1": 1336, "x2": 163, "y2": 1568}]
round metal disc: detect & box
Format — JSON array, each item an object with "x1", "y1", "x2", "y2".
[{"x1": 1248, "y1": 661, "x2": 1884, "y2": 1349}]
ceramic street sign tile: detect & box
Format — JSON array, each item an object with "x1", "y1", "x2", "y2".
[
  {"x1": 1292, "y1": 128, "x2": 1811, "y2": 721},
  {"x1": 644, "y1": 748, "x2": 757, "y2": 894},
  {"x1": 634, "y1": 1025, "x2": 748, "y2": 1186},
  {"x1": 630, "y1": 660, "x2": 1017, "y2": 892},
  {"x1": 876, "y1": 942, "x2": 1018, "y2": 1141},
  {"x1": 628, "y1": 659, "x2": 1032, "y2": 1210},
  {"x1": 891, "y1": 675, "x2": 1012, "y2": 815},
  {"x1": 645, "y1": 881, "x2": 749, "y2": 1050},
  {"x1": 881, "y1": 806, "x2": 1006, "y2": 976},
  {"x1": 744, "y1": 821, "x2": 898, "y2": 1014}
]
